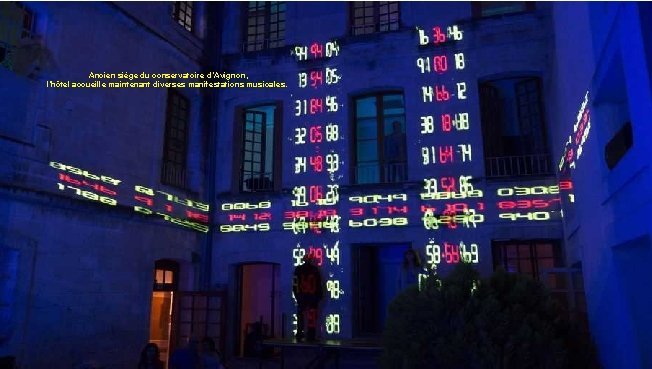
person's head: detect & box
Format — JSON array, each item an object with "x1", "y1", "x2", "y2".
[
  {"x1": 139, "y1": 343, "x2": 160, "y2": 363},
  {"x1": 392, "y1": 121, "x2": 402, "y2": 134},
  {"x1": 201, "y1": 337, "x2": 216, "y2": 353},
  {"x1": 402, "y1": 248, "x2": 421, "y2": 269}
]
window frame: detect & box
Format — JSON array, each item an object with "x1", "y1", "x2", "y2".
[
  {"x1": 479, "y1": 75, "x2": 551, "y2": 178},
  {"x1": 349, "y1": 1, "x2": 400, "y2": 36},
  {"x1": 492, "y1": 239, "x2": 563, "y2": 280},
  {"x1": 172, "y1": 1, "x2": 194, "y2": 32},
  {"x1": 161, "y1": 89, "x2": 190, "y2": 189},
  {"x1": 351, "y1": 91, "x2": 407, "y2": 185},
  {"x1": 242, "y1": 1, "x2": 286, "y2": 52},
  {"x1": 233, "y1": 102, "x2": 283, "y2": 193},
  {"x1": 472, "y1": 1, "x2": 535, "y2": 18}
]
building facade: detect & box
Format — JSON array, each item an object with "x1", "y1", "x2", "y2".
[
  {"x1": 550, "y1": 3, "x2": 652, "y2": 368},
  {"x1": 213, "y1": 1, "x2": 566, "y2": 356},
  {"x1": 0, "y1": 2, "x2": 217, "y2": 367}
]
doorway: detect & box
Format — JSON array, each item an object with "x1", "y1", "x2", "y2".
[
  {"x1": 149, "y1": 260, "x2": 179, "y2": 368},
  {"x1": 236, "y1": 263, "x2": 281, "y2": 357},
  {"x1": 353, "y1": 243, "x2": 410, "y2": 336}
]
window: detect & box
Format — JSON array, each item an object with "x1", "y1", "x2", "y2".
[
  {"x1": 243, "y1": 1, "x2": 285, "y2": 52},
  {"x1": 154, "y1": 260, "x2": 179, "y2": 291},
  {"x1": 239, "y1": 104, "x2": 280, "y2": 192},
  {"x1": 172, "y1": 1, "x2": 193, "y2": 32},
  {"x1": 0, "y1": 2, "x2": 35, "y2": 70},
  {"x1": 479, "y1": 76, "x2": 551, "y2": 178},
  {"x1": 161, "y1": 89, "x2": 190, "y2": 189},
  {"x1": 353, "y1": 92, "x2": 406, "y2": 184},
  {"x1": 492, "y1": 240, "x2": 562, "y2": 280},
  {"x1": 473, "y1": 2, "x2": 533, "y2": 18},
  {"x1": 350, "y1": 2, "x2": 399, "y2": 36}
]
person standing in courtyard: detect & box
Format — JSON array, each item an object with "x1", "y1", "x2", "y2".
[{"x1": 293, "y1": 254, "x2": 324, "y2": 342}]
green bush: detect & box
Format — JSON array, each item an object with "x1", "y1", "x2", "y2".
[{"x1": 381, "y1": 263, "x2": 600, "y2": 369}]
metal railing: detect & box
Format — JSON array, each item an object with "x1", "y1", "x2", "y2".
[
  {"x1": 161, "y1": 161, "x2": 187, "y2": 189},
  {"x1": 485, "y1": 154, "x2": 552, "y2": 178},
  {"x1": 242, "y1": 172, "x2": 274, "y2": 192},
  {"x1": 353, "y1": 162, "x2": 407, "y2": 185}
]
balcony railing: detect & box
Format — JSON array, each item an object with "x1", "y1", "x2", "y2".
[
  {"x1": 485, "y1": 154, "x2": 552, "y2": 178},
  {"x1": 161, "y1": 161, "x2": 187, "y2": 189},
  {"x1": 242, "y1": 172, "x2": 274, "y2": 192},
  {"x1": 353, "y1": 162, "x2": 407, "y2": 185}
]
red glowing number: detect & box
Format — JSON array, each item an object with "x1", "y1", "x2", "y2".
[
  {"x1": 309, "y1": 98, "x2": 323, "y2": 114},
  {"x1": 445, "y1": 202, "x2": 468, "y2": 213},
  {"x1": 308, "y1": 247, "x2": 324, "y2": 266},
  {"x1": 350, "y1": 207, "x2": 364, "y2": 216},
  {"x1": 433, "y1": 26, "x2": 446, "y2": 44},
  {"x1": 228, "y1": 213, "x2": 246, "y2": 222},
  {"x1": 433, "y1": 55, "x2": 448, "y2": 72},
  {"x1": 310, "y1": 70, "x2": 323, "y2": 87},
  {"x1": 441, "y1": 114, "x2": 452, "y2": 132},
  {"x1": 317, "y1": 209, "x2": 336, "y2": 218},
  {"x1": 559, "y1": 180, "x2": 573, "y2": 191},
  {"x1": 309, "y1": 185, "x2": 323, "y2": 203},
  {"x1": 497, "y1": 201, "x2": 516, "y2": 210},
  {"x1": 135, "y1": 195, "x2": 154, "y2": 207},
  {"x1": 309, "y1": 125, "x2": 323, "y2": 143},
  {"x1": 435, "y1": 85, "x2": 450, "y2": 102},
  {"x1": 309, "y1": 155, "x2": 323, "y2": 172},
  {"x1": 566, "y1": 148, "x2": 574, "y2": 163},
  {"x1": 439, "y1": 145, "x2": 454, "y2": 164},
  {"x1": 254, "y1": 212, "x2": 271, "y2": 221},
  {"x1": 310, "y1": 42, "x2": 323, "y2": 58},
  {"x1": 186, "y1": 210, "x2": 209, "y2": 223},
  {"x1": 440, "y1": 176, "x2": 456, "y2": 192},
  {"x1": 442, "y1": 209, "x2": 457, "y2": 229},
  {"x1": 444, "y1": 242, "x2": 460, "y2": 263}
]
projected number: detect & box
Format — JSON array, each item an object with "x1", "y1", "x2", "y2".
[
  {"x1": 426, "y1": 241, "x2": 441, "y2": 265},
  {"x1": 326, "y1": 314, "x2": 340, "y2": 334}
]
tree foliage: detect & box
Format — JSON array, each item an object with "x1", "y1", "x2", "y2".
[{"x1": 381, "y1": 263, "x2": 600, "y2": 369}]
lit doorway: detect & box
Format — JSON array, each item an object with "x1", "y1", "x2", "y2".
[
  {"x1": 236, "y1": 263, "x2": 280, "y2": 357},
  {"x1": 149, "y1": 260, "x2": 179, "y2": 368},
  {"x1": 353, "y1": 243, "x2": 410, "y2": 336}
]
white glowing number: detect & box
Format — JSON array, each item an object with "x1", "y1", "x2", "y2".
[
  {"x1": 292, "y1": 186, "x2": 308, "y2": 207},
  {"x1": 460, "y1": 242, "x2": 479, "y2": 263},
  {"x1": 420, "y1": 116, "x2": 434, "y2": 134},
  {"x1": 422, "y1": 146, "x2": 436, "y2": 165},
  {"x1": 326, "y1": 280, "x2": 341, "y2": 299},
  {"x1": 292, "y1": 313, "x2": 298, "y2": 335},
  {"x1": 326, "y1": 96, "x2": 338, "y2": 112},
  {"x1": 458, "y1": 144, "x2": 472, "y2": 162},
  {"x1": 293, "y1": 247, "x2": 306, "y2": 266},
  {"x1": 454, "y1": 52, "x2": 465, "y2": 70},
  {"x1": 294, "y1": 46, "x2": 308, "y2": 61},
  {"x1": 326, "y1": 153, "x2": 339, "y2": 174},
  {"x1": 319, "y1": 184, "x2": 339, "y2": 205},
  {"x1": 326, "y1": 314, "x2": 340, "y2": 334},
  {"x1": 295, "y1": 127, "x2": 306, "y2": 144},
  {"x1": 422, "y1": 208, "x2": 439, "y2": 230},
  {"x1": 325, "y1": 241, "x2": 340, "y2": 265},
  {"x1": 426, "y1": 241, "x2": 441, "y2": 265},
  {"x1": 416, "y1": 57, "x2": 431, "y2": 74},
  {"x1": 423, "y1": 178, "x2": 438, "y2": 196},
  {"x1": 298, "y1": 72, "x2": 307, "y2": 88},
  {"x1": 325, "y1": 41, "x2": 340, "y2": 57},
  {"x1": 295, "y1": 100, "x2": 306, "y2": 117},
  {"x1": 456, "y1": 82, "x2": 467, "y2": 100},
  {"x1": 294, "y1": 157, "x2": 306, "y2": 174},
  {"x1": 454, "y1": 113, "x2": 469, "y2": 130},
  {"x1": 325, "y1": 123, "x2": 339, "y2": 142},
  {"x1": 447, "y1": 25, "x2": 463, "y2": 40},
  {"x1": 326, "y1": 67, "x2": 340, "y2": 84}
]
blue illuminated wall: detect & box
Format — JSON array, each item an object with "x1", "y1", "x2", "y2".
[
  {"x1": 0, "y1": 2, "x2": 210, "y2": 367},
  {"x1": 550, "y1": 3, "x2": 652, "y2": 368},
  {"x1": 213, "y1": 1, "x2": 563, "y2": 349}
]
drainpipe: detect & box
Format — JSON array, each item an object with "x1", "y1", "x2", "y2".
[{"x1": 200, "y1": 1, "x2": 223, "y2": 290}]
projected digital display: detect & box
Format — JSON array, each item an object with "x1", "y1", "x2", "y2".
[
  {"x1": 50, "y1": 161, "x2": 209, "y2": 232},
  {"x1": 218, "y1": 201, "x2": 271, "y2": 232},
  {"x1": 558, "y1": 91, "x2": 591, "y2": 172}
]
